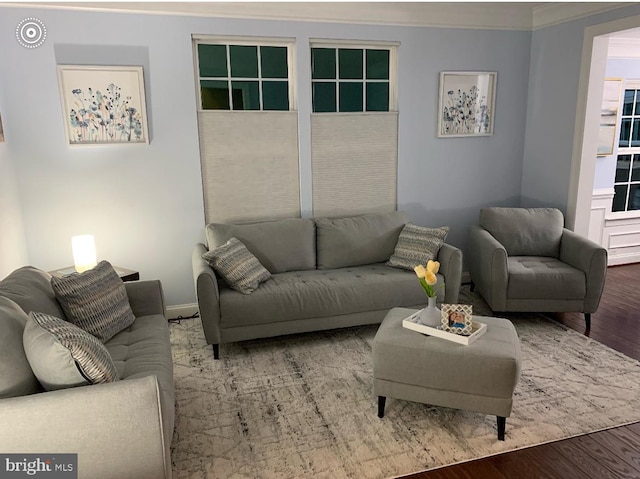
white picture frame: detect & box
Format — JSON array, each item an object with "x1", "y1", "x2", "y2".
[
  {"x1": 437, "y1": 71, "x2": 497, "y2": 138},
  {"x1": 57, "y1": 65, "x2": 149, "y2": 145},
  {"x1": 440, "y1": 303, "x2": 473, "y2": 335}
]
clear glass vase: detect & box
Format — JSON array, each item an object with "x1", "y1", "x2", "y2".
[{"x1": 418, "y1": 296, "x2": 441, "y2": 327}]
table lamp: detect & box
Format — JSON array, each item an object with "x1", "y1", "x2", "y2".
[{"x1": 72, "y1": 235, "x2": 97, "y2": 273}]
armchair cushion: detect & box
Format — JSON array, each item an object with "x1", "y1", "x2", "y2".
[
  {"x1": 480, "y1": 207, "x2": 564, "y2": 257},
  {"x1": 507, "y1": 257, "x2": 586, "y2": 300}
]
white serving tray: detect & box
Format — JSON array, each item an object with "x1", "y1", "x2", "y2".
[{"x1": 401, "y1": 310, "x2": 487, "y2": 345}]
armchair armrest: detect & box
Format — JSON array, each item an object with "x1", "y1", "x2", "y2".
[
  {"x1": 125, "y1": 280, "x2": 166, "y2": 317},
  {"x1": 560, "y1": 229, "x2": 607, "y2": 313},
  {"x1": 193, "y1": 243, "x2": 221, "y2": 346},
  {"x1": 0, "y1": 375, "x2": 170, "y2": 479},
  {"x1": 468, "y1": 224, "x2": 508, "y2": 310},
  {"x1": 437, "y1": 243, "x2": 462, "y2": 303}
]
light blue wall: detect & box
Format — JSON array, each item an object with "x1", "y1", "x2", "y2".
[
  {"x1": 0, "y1": 6, "x2": 531, "y2": 305},
  {"x1": 593, "y1": 58, "x2": 640, "y2": 190},
  {"x1": 521, "y1": 4, "x2": 640, "y2": 211}
]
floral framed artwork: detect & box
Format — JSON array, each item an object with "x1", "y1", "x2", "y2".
[
  {"x1": 438, "y1": 71, "x2": 497, "y2": 138},
  {"x1": 57, "y1": 65, "x2": 149, "y2": 145},
  {"x1": 597, "y1": 78, "x2": 622, "y2": 156},
  {"x1": 440, "y1": 303, "x2": 473, "y2": 335}
]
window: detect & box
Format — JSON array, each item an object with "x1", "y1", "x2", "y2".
[
  {"x1": 613, "y1": 83, "x2": 640, "y2": 213},
  {"x1": 195, "y1": 40, "x2": 294, "y2": 111},
  {"x1": 310, "y1": 43, "x2": 396, "y2": 113},
  {"x1": 619, "y1": 88, "x2": 640, "y2": 148},
  {"x1": 612, "y1": 154, "x2": 640, "y2": 212}
]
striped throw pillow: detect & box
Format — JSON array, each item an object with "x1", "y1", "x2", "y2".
[
  {"x1": 203, "y1": 237, "x2": 271, "y2": 294},
  {"x1": 386, "y1": 224, "x2": 450, "y2": 271},
  {"x1": 24, "y1": 312, "x2": 119, "y2": 390},
  {"x1": 51, "y1": 260, "x2": 135, "y2": 343}
]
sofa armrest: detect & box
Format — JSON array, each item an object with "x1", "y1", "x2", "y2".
[
  {"x1": 125, "y1": 280, "x2": 166, "y2": 317},
  {"x1": 0, "y1": 375, "x2": 170, "y2": 479},
  {"x1": 437, "y1": 243, "x2": 462, "y2": 303},
  {"x1": 468, "y1": 224, "x2": 508, "y2": 310},
  {"x1": 560, "y1": 229, "x2": 607, "y2": 313},
  {"x1": 193, "y1": 243, "x2": 221, "y2": 345}
]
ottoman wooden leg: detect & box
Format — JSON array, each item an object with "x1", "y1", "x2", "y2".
[
  {"x1": 497, "y1": 416, "x2": 506, "y2": 441},
  {"x1": 212, "y1": 344, "x2": 219, "y2": 360},
  {"x1": 378, "y1": 396, "x2": 386, "y2": 418}
]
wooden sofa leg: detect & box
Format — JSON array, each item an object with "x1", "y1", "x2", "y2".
[
  {"x1": 497, "y1": 416, "x2": 506, "y2": 441},
  {"x1": 212, "y1": 344, "x2": 219, "y2": 360},
  {"x1": 469, "y1": 281, "x2": 475, "y2": 292},
  {"x1": 378, "y1": 396, "x2": 386, "y2": 418},
  {"x1": 584, "y1": 313, "x2": 591, "y2": 331}
]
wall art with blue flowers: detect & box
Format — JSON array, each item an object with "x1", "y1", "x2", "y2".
[
  {"x1": 57, "y1": 65, "x2": 149, "y2": 145},
  {"x1": 437, "y1": 71, "x2": 496, "y2": 138}
]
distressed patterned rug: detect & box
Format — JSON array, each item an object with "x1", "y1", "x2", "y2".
[{"x1": 169, "y1": 288, "x2": 640, "y2": 478}]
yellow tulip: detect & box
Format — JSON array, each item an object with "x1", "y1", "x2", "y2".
[
  {"x1": 414, "y1": 264, "x2": 427, "y2": 279},
  {"x1": 425, "y1": 271, "x2": 437, "y2": 285},
  {"x1": 427, "y1": 260, "x2": 440, "y2": 274}
]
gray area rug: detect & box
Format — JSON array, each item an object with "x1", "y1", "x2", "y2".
[{"x1": 169, "y1": 288, "x2": 640, "y2": 478}]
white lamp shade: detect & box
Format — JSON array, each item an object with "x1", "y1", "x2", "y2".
[{"x1": 72, "y1": 235, "x2": 97, "y2": 273}]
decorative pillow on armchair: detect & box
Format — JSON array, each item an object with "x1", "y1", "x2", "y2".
[
  {"x1": 23, "y1": 312, "x2": 119, "y2": 391},
  {"x1": 387, "y1": 224, "x2": 450, "y2": 271},
  {"x1": 203, "y1": 237, "x2": 271, "y2": 295},
  {"x1": 51, "y1": 260, "x2": 135, "y2": 343}
]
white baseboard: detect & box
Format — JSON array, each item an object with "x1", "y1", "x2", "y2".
[
  {"x1": 166, "y1": 303, "x2": 199, "y2": 320},
  {"x1": 608, "y1": 253, "x2": 640, "y2": 266}
]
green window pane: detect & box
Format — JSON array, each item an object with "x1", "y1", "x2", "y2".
[
  {"x1": 200, "y1": 80, "x2": 229, "y2": 110},
  {"x1": 231, "y1": 81, "x2": 259, "y2": 110},
  {"x1": 263, "y1": 81, "x2": 289, "y2": 110},
  {"x1": 311, "y1": 48, "x2": 336, "y2": 80},
  {"x1": 623, "y1": 90, "x2": 635, "y2": 116},
  {"x1": 620, "y1": 118, "x2": 632, "y2": 147},
  {"x1": 366, "y1": 82, "x2": 389, "y2": 111},
  {"x1": 261, "y1": 46, "x2": 288, "y2": 79},
  {"x1": 633, "y1": 155, "x2": 640, "y2": 182},
  {"x1": 615, "y1": 155, "x2": 632, "y2": 183},
  {"x1": 339, "y1": 49, "x2": 363, "y2": 79},
  {"x1": 312, "y1": 82, "x2": 336, "y2": 112},
  {"x1": 629, "y1": 184, "x2": 640, "y2": 210},
  {"x1": 366, "y1": 49, "x2": 389, "y2": 80},
  {"x1": 230, "y1": 45, "x2": 258, "y2": 78},
  {"x1": 613, "y1": 184, "x2": 628, "y2": 212},
  {"x1": 339, "y1": 82, "x2": 363, "y2": 112},
  {"x1": 198, "y1": 44, "x2": 227, "y2": 78},
  {"x1": 632, "y1": 119, "x2": 640, "y2": 148}
]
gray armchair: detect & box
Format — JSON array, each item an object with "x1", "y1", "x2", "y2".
[{"x1": 468, "y1": 207, "x2": 607, "y2": 329}]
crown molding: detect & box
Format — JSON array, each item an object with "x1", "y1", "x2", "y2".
[
  {"x1": 608, "y1": 37, "x2": 640, "y2": 59},
  {"x1": 532, "y1": 2, "x2": 634, "y2": 30}
]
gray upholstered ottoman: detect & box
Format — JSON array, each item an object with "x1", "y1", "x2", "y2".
[{"x1": 373, "y1": 307, "x2": 521, "y2": 440}]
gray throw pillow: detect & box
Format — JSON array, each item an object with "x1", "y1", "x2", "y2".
[
  {"x1": 386, "y1": 224, "x2": 450, "y2": 271},
  {"x1": 203, "y1": 237, "x2": 271, "y2": 294},
  {"x1": 51, "y1": 260, "x2": 135, "y2": 343},
  {"x1": 23, "y1": 312, "x2": 119, "y2": 391}
]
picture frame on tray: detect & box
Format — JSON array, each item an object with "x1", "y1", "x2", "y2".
[{"x1": 440, "y1": 304, "x2": 473, "y2": 335}]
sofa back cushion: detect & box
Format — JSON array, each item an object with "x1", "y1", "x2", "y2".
[
  {"x1": 206, "y1": 218, "x2": 315, "y2": 274},
  {"x1": 480, "y1": 207, "x2": 564, "y2": 257},
  {"x1": 0, "y1": 297, "x2": 41, "y2": 398},
  {"x1": 0, "y1": 266, "x2": 65, "y2": 318},
  {"x1": 315, "y1": 211, "x2": 409, "y2": 269}
]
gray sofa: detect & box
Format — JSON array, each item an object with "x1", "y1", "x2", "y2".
[
  {"x1": 193, "y1": 211, "x2": 462, "y2": 358},
  {"x1": 0, "y1": 266, "x2": 174, "y2": 479}
]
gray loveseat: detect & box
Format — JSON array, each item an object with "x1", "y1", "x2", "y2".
[
  {"x1": 193, "y1": 211, "x2": 462, "y2": 358},
  {"x1": 0, "y1": 266, "x2": 175, "y2": 479}
]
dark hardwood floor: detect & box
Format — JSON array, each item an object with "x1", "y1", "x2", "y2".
[{"x1": 403, "y1": 262, "x2": 640, "y2": 479}]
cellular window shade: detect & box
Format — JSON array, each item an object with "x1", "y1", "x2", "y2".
[
  {"x1": 311, "y1": 113, "x2": 398, "y2": 217},
  {"x1": 198, "y1": 111, "x2": 300, "y2": 223}
]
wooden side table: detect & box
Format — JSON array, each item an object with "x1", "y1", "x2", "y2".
[{"x1": 49, "y1": 266, "x2": 140, "y2": 282}]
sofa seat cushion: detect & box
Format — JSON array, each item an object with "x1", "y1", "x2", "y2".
[
  {"x1": 219, "y1": 264, "x2": 436, "y2": 328},
  {"x1": 507, "y1": 257, "x2": 586, "y2": 300},
  {"x1": 105, "y1": 314, "x2": 175, "y2": 419},
  {"x1": 0, "y1": 266, "x2": 65, "y2": 319}
]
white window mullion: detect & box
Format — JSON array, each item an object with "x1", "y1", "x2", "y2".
[
  {"x1": 362, "y1": 49, "x2": 366, "y2": 112},
  {"x1": 257, "y1": 46, "x2": 264, "y2": 110},
  {"x1": 335, "y1": 48, "x2": 340, "y2": 112},
  {"x1": 226, "y1": 45, "x2": 233, "y2": 111}
]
